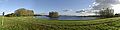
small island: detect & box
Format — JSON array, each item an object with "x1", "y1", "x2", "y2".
[{"x1": 1, "y1": 0, "x2": 120, "y2": 30}]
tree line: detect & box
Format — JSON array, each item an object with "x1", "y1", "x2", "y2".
[
  {"x1": 4, "y1": 7, "x2": 119, "y2": 18},
  {"x1": 98, "y1": 8, "x2": 114, "y2": 18},
  {"x1": 5, "y1": 8, "x2": 34, "y2": 17}
]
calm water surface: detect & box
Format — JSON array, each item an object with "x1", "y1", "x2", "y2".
[{"x1": 36, "y1": 16, "x2": 99, "y2": 20}]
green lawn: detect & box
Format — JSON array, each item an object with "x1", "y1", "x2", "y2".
[{"x1": 0, "y1": 17, "x2": 120, "y2": 30}]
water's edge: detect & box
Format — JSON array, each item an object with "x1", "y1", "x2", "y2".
[{"x1": 35, "y1": 16, "x2": 99, "y2": 20}]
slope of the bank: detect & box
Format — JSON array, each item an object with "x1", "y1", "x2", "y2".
[{"x1": 0, "y1": 17, "x2": 120, "y2": 30}]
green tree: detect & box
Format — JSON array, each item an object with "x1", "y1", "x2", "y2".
[
  {"x1": 49, "y1": 12, "x2": 59, "y2": 18},
  {"x1": 15, "y1": 8, "x2": 34, "y2": 16},
  {"x1": 99, "y1": 8, "x2": 114, "y2": 18}
]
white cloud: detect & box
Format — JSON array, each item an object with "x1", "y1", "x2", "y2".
[
  {"x1": 112, "y1": 4, "x2": 120, "y2": 13},
  {"x1": 92, "y1": 0, "x2": 120, "y2": 10}
]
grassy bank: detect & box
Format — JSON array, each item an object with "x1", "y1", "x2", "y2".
[{"x1": 0, "y1": 17, "x2": 120, "y2": 30}]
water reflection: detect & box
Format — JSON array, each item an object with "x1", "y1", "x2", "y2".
[
  {"x1": 36, "y1": 16, "x2": 99, "y2": 20},
  {"x1": 49, "y1": 17, "x2": 59, "y2": 20}
]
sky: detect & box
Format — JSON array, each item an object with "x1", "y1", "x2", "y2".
[{"x1": 0, "y1": 0, "x2": 94, "y2": 16}]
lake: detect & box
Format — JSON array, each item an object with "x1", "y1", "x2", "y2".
[{"x1": 35, "y1": 16, "x2": 99, "y2": 20}]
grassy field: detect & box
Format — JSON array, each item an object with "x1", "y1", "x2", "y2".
[{"x1": 0, "y1": 17, "x2": 120, "y2": 30}]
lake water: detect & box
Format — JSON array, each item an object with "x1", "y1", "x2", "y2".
[{"x1": 35, "y1": 16, "x2": 99, "y2": 20}]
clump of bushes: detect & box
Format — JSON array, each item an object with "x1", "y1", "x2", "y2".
[
  {"x1": 5, "y1": 8, "x2": 34, "y2": 17},
  {"x1": 5, "y1": 13, "x2": 18, "y2": 17},
  {"x1": 15, "y1": 8, "x2": 34, "y2": 16},
  {"x1": 114, "y1": 14, "x2": 120, "y2": 17},
  {"x1": 49, "y1": 11, "x2": 59, "y2": 18}
]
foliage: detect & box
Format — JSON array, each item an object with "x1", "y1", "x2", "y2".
[
  {"x1": 5, "y1": 13, "x2": 17, "y2": 17},
  {"x1": 49, "y1": 12, "x2": 59, "y2": 18},
  {"x1": 99, "y1": 8, "x2": 114, "y2": 18},
  {"x1": 114, "y1": 13, "x2": 120, "y2": 17},
  {"x1": 14, "y1": 8, "x2": 34, "y2": 16},
  {"x1": 3, "y1": 12, "x2": 5, "y2": 16}
]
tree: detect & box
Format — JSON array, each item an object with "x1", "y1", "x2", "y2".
[
  {"x1": 14, "y1": 8, "x2": 34, "y2": 16},
  {"x1": 99, "y1": 8, "x2": 114, "y2": 18},
  {"x1": 3, "y1": 12, "x2": 5, "y2": 16},
  {"x1": 49, "y1": 11, "x2": 59, "y2": 18}
]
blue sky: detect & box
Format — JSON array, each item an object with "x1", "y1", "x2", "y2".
[{"x1": 0, "y1": 0, "x2": 94, "y2": 16}]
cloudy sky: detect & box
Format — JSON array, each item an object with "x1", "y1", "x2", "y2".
[
  {"x1": 0, "y1": 0, "x2": 120, "y2": 16},
  {"x1": 0, "y1": 0, "x2": 94, "y2": 16}
]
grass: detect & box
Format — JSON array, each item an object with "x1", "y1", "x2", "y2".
[{"x1": 0, "y1": 17, "x2": 120, "y2": 30}]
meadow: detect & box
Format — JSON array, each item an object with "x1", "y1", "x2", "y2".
[{"x1": 0, "y1": 17, "x2": 120, "y2": 30}]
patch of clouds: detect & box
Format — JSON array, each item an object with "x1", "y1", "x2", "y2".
[
  {"x1": 75, "y1": 0, "x2": 120, "y2": 16},
  {"x1": 60, "y1": 9, "x2": 96, "y2": 16},
  {"x1": 76, "y1": 9, "x2": 85, "y2": 13},
  {"x1": 92, "y1": 0, "x2": 120, "y2": 10},
  {"x1": 62, "y1": 9, "x2": 73, "y2": 12}
]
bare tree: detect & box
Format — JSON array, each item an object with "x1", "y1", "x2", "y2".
[{"x1": 99, "y1": 8, "x2": 114, "y2": 18}]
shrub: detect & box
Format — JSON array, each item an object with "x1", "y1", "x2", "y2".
[
  {"x1": 5, "y1": 13, "x2": 17, "y2": 17},
  {"x1": 49, "y1": 12, "x2": 59, "y2": 18}
]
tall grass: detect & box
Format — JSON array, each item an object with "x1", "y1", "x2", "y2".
[{"x1": 0, "y1": 17, "x2": 120, "y2": 30}]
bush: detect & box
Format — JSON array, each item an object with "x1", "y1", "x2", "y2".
[{"x1": 5, "y1": 13, "x2": 17, "y2": 17}]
